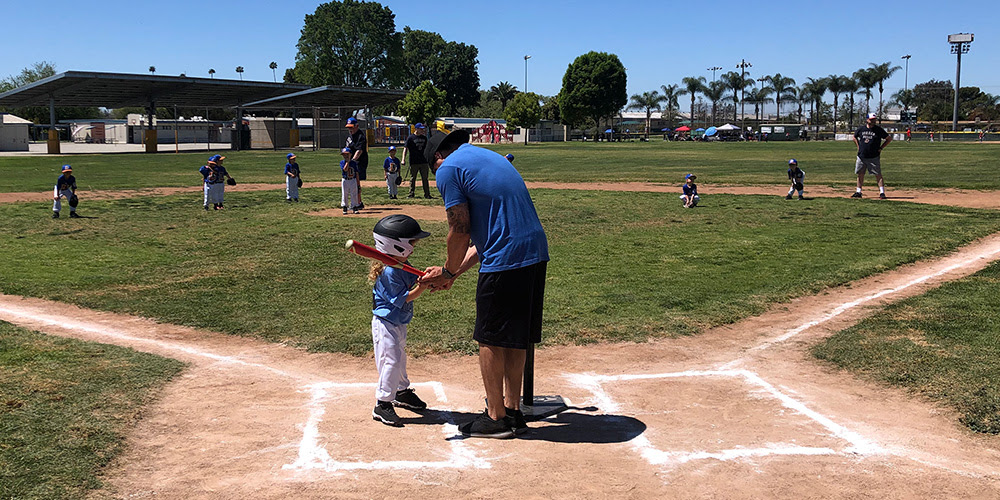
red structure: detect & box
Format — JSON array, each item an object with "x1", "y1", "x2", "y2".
[{"x1": 469, "y1": 120, "x2": 512, "y2": 144}]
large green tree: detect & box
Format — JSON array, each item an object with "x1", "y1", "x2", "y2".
[
  {"x1": 396, "y1": 80, "x2": 447, "y2": 126},
  {"x1": 0, "y1": 62, "x2": 99, "y2": 123},
  {"x1": 288, "y1": 0, "x2": 402, "y2": 87},
  {"x1": 400, "y1": 28, "x2": 479, "y2": 112},
  {"x1": 558, "y1": 51, "x2": 627, "y2": 138},
  {"x1": 503, "y1": 92, "x2": 542, "y2": 144}
]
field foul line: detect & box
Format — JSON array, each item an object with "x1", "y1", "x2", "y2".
[
  {"x1": 566, "y1": 369, "x2": 882, "y2": 471},
  {"x1": 722, "y1": 243, "x2": 1000, "y2": 368},
  {"x1": 284, "y1": 381, "x2": 491, "y2": 473}
]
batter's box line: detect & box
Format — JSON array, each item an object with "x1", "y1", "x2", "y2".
[
  {"x1": 565, "y1": 369, "x2": 882, "y2": 471},
  {"x1": 284, "y1": 381, "x2": 491, "y2": 473}
]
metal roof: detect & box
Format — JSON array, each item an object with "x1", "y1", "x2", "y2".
[
  {"x1": 0, "y1": 71, "x2": 311, "y2": 108},
  {"x1": 241, "y1": 85, "x2": 406, "y2": 109}
]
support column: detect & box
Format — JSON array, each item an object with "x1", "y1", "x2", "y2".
[
  {"x1": 144, "y1": 101, "x2": 157, "y2": 153},
  {"x1": 290, "y1": 109, "x2": 300, "y2": 147},
  {"x1": 47, "y1": 96, "x2": 60, "y2": 154},
  {"x1": 236, "y1": 106, "x2": 244, "y2": 151}
]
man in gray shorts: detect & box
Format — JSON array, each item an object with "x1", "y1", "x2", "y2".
[{"x1": 852, "y1": 112, "x2": 892, "y2": 199}]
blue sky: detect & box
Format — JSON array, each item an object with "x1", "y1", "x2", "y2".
[{"x1": 2, "y1": 0, "x2": 997, "y2": 103}]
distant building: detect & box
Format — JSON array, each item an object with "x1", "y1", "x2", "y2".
[{"x1": 0, "y1": 113, "x2": 31, "y2": 151}]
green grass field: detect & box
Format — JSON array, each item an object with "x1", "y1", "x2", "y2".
[
  {"x1": 1, "y1": 187, "x2": 998, "y2": 355},
  {"x1": 814, "y1": 261, "x2": 1000, "y2": 434},
  {"x1": 0, "y1": 322, "x2": 185, "y2": 499},
  {"x1": 1, "y1": 141, "x2": 998, "y2": 193}
]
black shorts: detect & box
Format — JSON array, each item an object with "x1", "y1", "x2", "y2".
[
  {"x1": 356, "y1": 163, "x2": 368, "y2": 180},
  {"x1": 473, "y1": 261, "x2": 547, "y2": 349}
]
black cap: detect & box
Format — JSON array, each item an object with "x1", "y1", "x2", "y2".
[{"x1": 423, "y1": 129, "x2": 471, "y2": 162}]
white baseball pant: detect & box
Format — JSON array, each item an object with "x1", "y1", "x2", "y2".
[
  {"x1": 286, "y1": 176, "x2": 299, "y2": 200},
  {"x1": 386, "y1": 173, "x2": 399, "y2": 197},
  {"x1": 53, "y1": 187, "x2": 75, "y2": 212},
  {"x1": 341, "y1": 178, "x2": 359, "y2": 209},
  {"x1": 371, "y1": 316, "x2": 410, "y2": 402}
]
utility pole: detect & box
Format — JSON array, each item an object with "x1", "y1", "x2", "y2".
[{"x1": 736, "y1": 59, "x2": 752, "y2": 130}]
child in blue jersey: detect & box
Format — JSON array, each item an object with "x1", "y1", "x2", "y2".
[
  {"x1": 368, "y1": 214, "x2": 431, "y2": 427},
  {"x1": 285, "y1": 153, "x2": 300, "y2": 202},
  {"x1": 199, "y1": 155, "x2": 231, "y2": 210},
  {"x1": 52, "y1": 164, "x2": 79, "y2": 218},
  {"x1": 340, "y1": 148, "x2": 360, "y2": 214},
  {"x1": 383, "y1": 146, "x2": 401, "y2": 199},
  {"x1": 785, "y1": 159, "x2": 805, "y2": 200},
  {"x1": 681, "y1": 173, "x2": 699, "y2": 208}
]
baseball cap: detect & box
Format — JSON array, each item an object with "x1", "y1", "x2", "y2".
[
  {"x1": 414, "y1": 123, "x2": 426, "y2": 129},
  {"x1": 388, "y1": 146, "x2": 396, "y2": 151},
  {"x1": 287, "y1": 153, "x2": 296, "y2": 160},
  {"x1": 423, "y1": 129, "x2": 471, "y2": 162},
  {"x1": 208, "y1": 154, "x2": 225, "y2": 163},
  {"x1": 788, "y1": 159, "x2": 797, "y2": 165},
  {"x1": 505, "y1": 153, "x2": 514, "y2": 161},
  {"x1": 346, "y1": 117, "x2": 358, "y2": 126},
  {"x1": 341, "y1": 147, "x2": 352, "y2": 154},
  {"x1": 61, "y1": 164, "x2": 72, "y2": 172},
  {"x1": 867, "y1": 112, "x2": 878, "y2": 120},
  {"x1": 685, "y1": 173, "x2": 697, "y2": 180}
]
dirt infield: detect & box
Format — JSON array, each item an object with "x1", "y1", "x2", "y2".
[
  {"x1": 3, "y1": 231, "x2": 1000, "y2": 498},
  {"x1": 5, "y1": 181, "x2": 1000, "y2": 211}
]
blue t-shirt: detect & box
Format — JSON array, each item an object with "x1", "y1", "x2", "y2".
[
  {"x1": 435, "y1": 143, "x2": 549, "y2": 273},
  {"x1": 372, "y1": 266, "x2": 417, "y2": 325},
  {"x1": 682, "y1": 183, "x2": 698, "y2": 196},
  {"x1": 340, "y1": 159, "x2": 358, "y2": 179},
  {"x1": 383, "y1": 156, "x2": 400, "y2": 174},
  {"x1": 55, "y1": 174, "x2": 76, "y2": 191},
  {"x1": 285, "y1": 162, "x2": 299, "y2": 176}
]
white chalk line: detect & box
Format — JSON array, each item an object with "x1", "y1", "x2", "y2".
[
  {"x1": 566, "y1": 369, "x2": 882, "y2": 472},
  {"x1": 721, "y1": 244, "x2": 1000, "y2": 369},
  {"x1": 0, "y1": 303, "x2": 489, "y2": 473},
  {"x1": 284, "y1": 381, "x2": 490, "y2": 473}
]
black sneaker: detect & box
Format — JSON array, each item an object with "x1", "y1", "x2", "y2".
[
  {"x1": 423, "y1": 195, "x2": 434, "y2": 199},
  {"x1": 879, "y1": 193, "x2": 887, "y2": 199},
  {"x1": 342, "y1": 207, "x2": 348, "y2": 214},
  {"x1": 294, "y1": 198, "x2": 299, "y2": 202},
  {"x1": 798, "y1": 195, "x2": 805, "y2": 200},
  {"x1": 372, "y1": 401, "x2": 403, "y2": 427},
  {"x1": 358, "y1": 202, "x2": 365, "y2": 209},
  {"x1": 850, "y1": 192, "x2": 862, "y2": 198},
  {"x1": 392, "y1": 388, "x2": 427, "y2": 410},
  {"x1": 69, "y1": 212, "x2": 80, "y2": 218},
  {"x1": 504, "y1": 407, "x2": 529, "y2": 435},
  {"x1": 407, "y1": 194, "x2": 415, "y2": 198},
  {"x1": 204, "y1": 205, "x2": 209, "y2": 211},
  {"x1": 52, "y1": 212, "x2": 59, "y2": 219},
  {"x1": 785, "y1": 194, "x2": 793, "y2": 200},
  {"x1": 459, "y1": 411, "x2": 514, "y2": 439}
]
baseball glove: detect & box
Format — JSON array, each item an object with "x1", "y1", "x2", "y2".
[
  {"x1": 69, "y1": 194, "x2": 79, "y2": 208},
  {"x1": 394, "y1": 176, "x2": 402, "y2": 186},
  {"x1": 794, "y1": 182, "x2": 804, "y2": 191},
  {"x1": 227, "y1": 177, "x2": 237, "y2": 186},
  {"x1": 297, "y1": 178, "x2": 303, "y2": 188}
]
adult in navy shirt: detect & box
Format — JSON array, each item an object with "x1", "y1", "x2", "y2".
[
  {"x1": 852, "y1": 113, "x2": 892, "y2": 199},
  {"x1": 401, "y1": 123, "x2": 432, "y2": 198},
  {"x1": 420, "y1": 129, "x2": 548, "y2": 439},
  {"x1": 345, "y1": 117, "x2": 367, "y2": 207}
]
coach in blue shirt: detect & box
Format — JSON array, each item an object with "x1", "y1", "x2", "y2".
[{"x1": 420, "y1": 129, "x2": 549, "y2": 439}]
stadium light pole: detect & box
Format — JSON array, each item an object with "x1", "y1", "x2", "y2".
[
  {"x1": 524, "y1": 55, "x2": 531, "y2": 93},
  {"x1": 707, "y1": 66, "x2": 722, "y2": 82},
  {"x1": 757, "y1": 77, "x2": 768, "y2": 122},
  {"x1": 900, "y1": 54, "x2": 911, "y2": 91},
  {"x1": 948, "y1": 33, "x2": 973, "y2": 131},
  {"x1": 736, "y1": 59, "x2": 752, "y2": 130}
]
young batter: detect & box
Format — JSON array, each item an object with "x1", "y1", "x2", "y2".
[
  {"x1": 52, "y1": 165, "x2": 79, "y2": 218},
  {"x1": 369, "y1": 214, "x2": 431, "y2": 426}
]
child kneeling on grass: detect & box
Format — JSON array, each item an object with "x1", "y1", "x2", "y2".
[
  {"x1": 786, "y1": 159, "x2": 805, "y2": 200},
  {"x1": 369, "y1": 214, "x2": 431, "y2": 427},
  {"x1": 681, "y1": 173, "x2": 699, "y2": 208}
]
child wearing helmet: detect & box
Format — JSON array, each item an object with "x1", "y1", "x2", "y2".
[
  {"x1": 681, "y1": 173, "x2": 699, "y2": 208},
  {"x1": 383, "y1": 146, "x2": 401, "y2": 199},
  {"x1": 505, "y1": 153, "x2": 514, "y2": 163},
  {"x1": 340, "y1": 148, "x2": 361, "y2": 214},
  {"x1": 52, "y1": 165, "x2": 79, "y2": 218},
  {"x1": 285, "y1": 153, "x2": 300, "y2": 202},
  {"x1": 786, "y1": 159, "x2": 805, "y2": 200},
  {"x1": 368, "y1": 214, "x2": 431, "y2": 427},
  {"x1": 199, "y1": 155, "x2": 231, "y2": 210}
]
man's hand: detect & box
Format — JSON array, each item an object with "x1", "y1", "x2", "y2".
[{"x1": 419, "y1": 266, "x2": 455, "y2": 291}]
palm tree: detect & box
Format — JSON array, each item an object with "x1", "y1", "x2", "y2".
[
  {"x1": 701, "y1": 81, "x2": 726, "y2": 127},
  {"x1": 747, "y1": 87, "x2": 774, "y2": 124},
  {"x1": 841, "y1": 75, "x2": 859, "y2": 129},
  {"x1": 235, "y1": 66, "x2": 245, "y2": 80},
  {"x1": 719, "y1": 71, "x2": 748, "y2": 123},
  {"x1": 869, "y1": 61, "x2": 902, "y2": 119},
  {"x1": 208, "y1": 68, "x2": 215, "y2": 79},
  {"x1": 801, "y1": 77, "x2": 827, "y2": 137},
  {"x1": 853, "y1": 68, "x2": 877, "y2": 117},
  {"x1": 659, "y1": 84, "x2": 683, "y2": 127},
  {"x1": 680, "y1": 76, "x2": 706, "y2": 128},
  {"x1": 269, "y1": 62, "x2": 278, "y2": 83},
  {"x1": 627, "y1": 90, "x2": 665, "y2": 139},
  {"x1": 148, "y1": 66, "x2": 156, "y2": 75},
  {"x1": 890, "y1": 88, "x2": 915, "y2": 118},
  {"x1": 765, "y1": 74, "x2": 797, "y2": 121},
  {"x1": 825, "y1": 75, "x2": 848, "y2": 134},
  {"x1": 489, "y1": 81, "x2": 518, "y2": 111}
]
